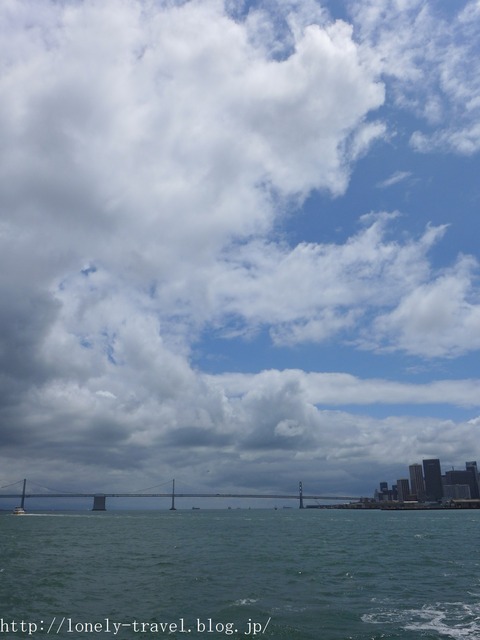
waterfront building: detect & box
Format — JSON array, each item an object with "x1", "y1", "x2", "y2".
[
  {"x1": 443, "y1": 484, "x2": 471, "y2": 500},
  {"x1": 423, "y1": 458, "x2": 443, "y2": 501},
  {"x1": 409, "y1": 463, "x2": 426, "y2": 502},
  {"x1": 456, "y1": 484, "x2": 471, "y2": 499}
]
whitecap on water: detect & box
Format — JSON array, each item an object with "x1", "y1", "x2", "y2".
[
  {"x1": 232, "y1": 598, "x2": 258, "y2": 606},
  {"x1": 363, "y1": 602, "x2": 480, "y2": 639}
]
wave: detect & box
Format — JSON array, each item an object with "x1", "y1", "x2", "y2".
[{"x1": 363, "y1": 601, "x2": 480, "y2": 638}]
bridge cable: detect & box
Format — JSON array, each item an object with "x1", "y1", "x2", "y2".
[
  {"x1": 132, "y1": 479, "x2": 176, "y2": 493},
  {"x1": 0, "y1": 479, "x2": 26, "y2": 490}
]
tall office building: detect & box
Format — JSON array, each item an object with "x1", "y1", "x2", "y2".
[
  {"x1": 466, "y1": 461, "x2": 480, "y2": 498},
  {"x1": 423, "y1": 458, "x2": 443, "y2": 501},
  {"x1": 445, "y1": 469, "x2": 479, "y2": 499},
  {"x1": 375, "y1": 482, "x2": 392, "y2": 501},
  {"x1": 444, "y1": 470, "x2": 471, "y2": 498},
  {"x1": 409, "y1": 463, "x2": 426, "y2": 502},
  {"x1": 397, "y1": 478, "x2": 410, "y2": 502},
  {"x1": 466, "y1": 461, "x2": 478, "y2": 474}
]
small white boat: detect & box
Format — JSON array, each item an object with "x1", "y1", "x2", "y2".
[{"x1": 13, "y1": 479, "x2": 27, "y2": 514}]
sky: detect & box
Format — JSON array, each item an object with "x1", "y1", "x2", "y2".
[{"x1": 1, "y1": 0, "x2": 480, "y2": 508}]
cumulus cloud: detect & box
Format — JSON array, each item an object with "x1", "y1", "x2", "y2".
[
  {"x1": 0, "y1": 0, "x2": 386, "y2": 369},
  {"x1": 213, "y1": 370, "x2": 480, "y2": 409},
  {"x1": 207, "y1": 214, "x2": 478, "y2": 354},
  {"x1": 1, "y1": 0, "x2": 479, "y2": 499},
  {"x1": 372, "y1": 255, "x2": 480, "y2": 357},
  {"x1": 2, "y1": 365, "x2": 479, "y2": 497}
]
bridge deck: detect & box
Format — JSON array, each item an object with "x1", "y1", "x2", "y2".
[{"x1": 0, "y1": 492, "x2": 358, "y2": 501}]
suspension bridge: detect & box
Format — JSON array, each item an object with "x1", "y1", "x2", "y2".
[{"x1": 0, "y1": 479, "x2": 360, "y2": 511}]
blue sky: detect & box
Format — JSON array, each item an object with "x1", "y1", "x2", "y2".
[{"x1": 1, "y1": 0, "x2": 480, "y2": 506}]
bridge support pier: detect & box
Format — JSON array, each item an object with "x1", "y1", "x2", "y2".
[
  {"x1": 299, "y1": 481, "x2": 304, "y2": 509},
  {"x1": 92, "y1": 494, "x2": 106, "y2": 511}
]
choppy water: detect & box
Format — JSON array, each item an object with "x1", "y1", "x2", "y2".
[{"x1": 1, "y1": 508, "x2": 480, "y2": 639}]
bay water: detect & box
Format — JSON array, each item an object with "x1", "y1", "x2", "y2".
[{"x1": 1, "y1": 508, "x2": 480, "y2": 639}]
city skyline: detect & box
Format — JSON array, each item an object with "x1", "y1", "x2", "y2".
[
  {"x1": 375, "y1": 458, "x2": 480, "y2": 503},
  {"x1": 1, "y1": 1, "x2": 480, "y2": 498}
]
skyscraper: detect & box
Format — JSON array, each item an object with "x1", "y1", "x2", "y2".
[
  {"x1": 423, "y1": 458, "x2": 443, "y2": 502},
  {"x1": 444, "y1": 470, "x2": 472, "y2": 499},
  {"x1": 466, "y1": 461, "x2": 480, "y2": 498},
  {"x1": 397, "y1": 478, "x2": 410, "y2": 502},
  {"x1": 466, "y1": 461, "x2": 478, "y2": 474},
  {"x1": 409, "y1": 463, "x2": 426, "y2": 502},
  {"x1": 445, "y1": 468, "x2": 479, "y2": 499}
]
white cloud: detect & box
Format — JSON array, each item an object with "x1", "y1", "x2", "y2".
[
  {"x1": 350, "y1": 0, "x2": 480, "y2": 154},
  {"x1": 212, "y1": 369, "x2": 480, "y2": 409},
  {"x1": 372, "y1": 255, "x2": 480, "y2": 357},
  {"x1": 95, "y1": 390, "x2": 117, "y2": 400},
  {"x1": 376, "y1": 170, "x2": 412, "y2": 188},
  {"x1": 207, "y1": 214, "x2": 456, "y2": 349},
  {"x1": 0, "y1": 0, "x2": 384, "y2": 248},
  {"x1": 4, "y1": 0, "x2": 476, "y2": 380},
  {"x1": 0, "y1": 0, "x2": 386, "y2": 347}
]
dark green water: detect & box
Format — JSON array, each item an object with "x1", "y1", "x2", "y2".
[{"x1": 1, "y1": 509, "x2": 480, "y2": 639}]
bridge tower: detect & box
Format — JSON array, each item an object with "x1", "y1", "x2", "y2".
[
  {"x1": 299, "y1": 481, "x2": 304, "y2": 509},
  {"x1": 21, "y1": 478, "x2": 26, "y2": 510},
  {"x1": 170, "y1": 479, "x2": 176, "y2": 510}
]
